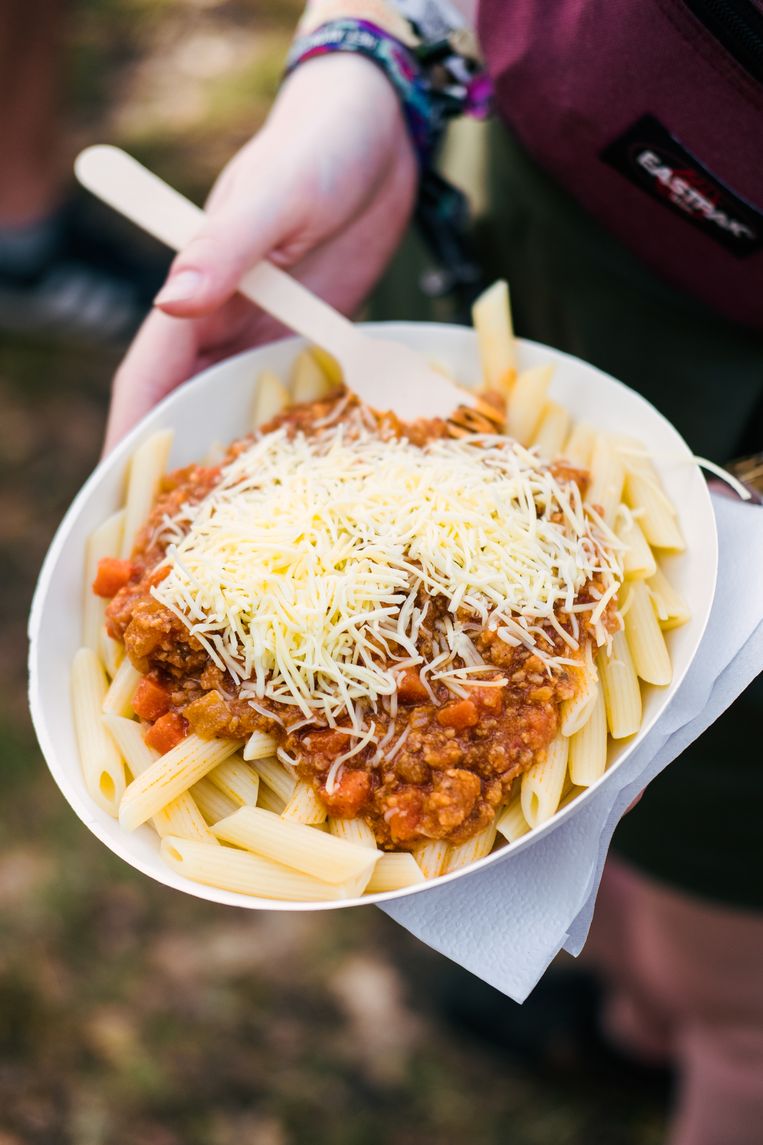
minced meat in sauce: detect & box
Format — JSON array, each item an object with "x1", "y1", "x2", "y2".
[{"x1": 105, "y1": 395, "x2": 609, "y2": 850}]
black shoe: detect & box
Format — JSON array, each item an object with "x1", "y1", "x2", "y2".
[{"x1": 0, "y1": 189, "x2": 170, "y2": 344}]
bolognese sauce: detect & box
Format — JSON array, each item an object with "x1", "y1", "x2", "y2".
[{"x1": 101, "y1": 394, "x2": 622, "y2": 850}]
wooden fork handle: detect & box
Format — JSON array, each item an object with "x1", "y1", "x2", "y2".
[{"x1": 240, "y1": 262, "x2": 360, "y2": 359}]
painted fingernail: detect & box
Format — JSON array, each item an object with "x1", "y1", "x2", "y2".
[{"x1": 154, "y1": 269, "x2": 204, "y2": 306}]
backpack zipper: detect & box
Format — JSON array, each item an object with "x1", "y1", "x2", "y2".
[{"x1": 683, "y1": 0, "x2": 763, "y2": 83}]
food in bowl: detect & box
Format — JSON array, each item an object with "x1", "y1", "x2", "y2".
[{"x1": 71, "y1": 282, "x2": 689, "y2": 901}]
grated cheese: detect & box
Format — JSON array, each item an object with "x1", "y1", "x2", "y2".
[{"x1": 151, "y1": 418, "x2": 623, "y2": 727}]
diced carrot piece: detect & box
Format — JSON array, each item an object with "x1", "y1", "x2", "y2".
[
  {"x1": 320, "y1": 769, "x2": 372, "y2": 818},
  {"x1": 436, "y1": 700, "x2": 479, "y2": 729},
  {"x1": 397, "y1": 668, "x2": 429, "y2": 704},
  {"x1": 385, "y1": 790, "x2": 424, "y2": 842},
  {"x1": 132, "y1": 676, "x2": 171, "y2": 722},
  {"x1": 92, "y1": 557, "x2": 134, "y2": 598},
  {"x1": 147, "y1": 564, "x2": 171, "y2": 586},
  {"x1": 144, "y1": 711, "x2": 188, "y2": 754}
]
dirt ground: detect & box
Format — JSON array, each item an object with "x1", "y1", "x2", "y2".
[{"x1": 1, "y1": 3, "x2": 672, "y2": 1142}]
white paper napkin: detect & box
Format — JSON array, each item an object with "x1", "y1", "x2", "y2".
[{"x1": 380, "y1": 495, "x2": 763, "y2": 1002}]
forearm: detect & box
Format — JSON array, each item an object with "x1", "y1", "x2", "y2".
[{"x1": 268, "y1": 53, "x2": 412, "y2": 175}]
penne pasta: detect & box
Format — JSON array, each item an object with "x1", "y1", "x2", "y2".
[
  {"x1": 120, "y1": 429, "x2": 173, "y2": 558},
  {"x1": 342, "y1": 870, "x2": 378, "y2": 897},
  {"x1": 242, "y1": 730, "x2": 278, "y2": 762},
  {"x1": 532, "y1": 401, "x2": 571, "y2": 460},
  {"x1": 99, "y1": 625, "x2": 124, "y2": 679},
  {"x1": 599, "y1": 635, "x2": 642, "y2": 739},
  {"x1": 119, "y1": 734, "x2": 241, "y2": 831},
  {"x1": 308, "y1": 345, "x2": 343, "y2": 387},
  {"x1": 151, "y1": 795, "x2": 217, "y2": 843},
  {"x1": 624, "y1": 471, "x2": 685, "y2": 551},
  {"x1": 257, "y1": 784, "x2": 287, "y2": 816},
  {"x1": 616, "y1": 509, "x2": 658, "y2": 580},
  {"x1": 521, "y1": 734, "x2": 569, "y2": 828},
  {"x1": 251, "y1": 369, "x2": 290, "y2": 430},
  {"x1": 616, "y1": 435, "x2": 674, "y2": 494},
  {"x1": 505, "y1": 363, "x2": 554, "y2": 446},
  {"x1": 290, "y1": 349, "x2": 336, "y2": 404},
  {"x1": 103, "y1": 714, "x2": 215, "y2": 843},
  {"x1": 471, "y1": 279, "x2": 517, "y2": 394},
  {"x1": 211, "y1": 806, "x2": 380, "y2": 885},
  {"x1": 563, "y1": 421, "x2": 595, "y2": 468},
  {"x1": 365, "y1": 852, "x2": 426, "y2": 893},
  {"x1": 71, "y1": 648, "x2": 126, "y2": 817},
  {"x1": 103, "y1": 712, "x2": 157, "y2": 777},
  {"x1": 559, "y1": 783, "x2": 587, "y2": 810},
  {"x1": 647, "y1": 566, "x2": 691, "y2": 630},
  {"x1": 560, "y1": 656, "x2": 599, "y2": 737},
  {"x1": 412, "y1": 839, "x2": 450, "y2": 879},
  {"x1": 329, "y1": 817, "x2": 376, "y2": 848},
  {"x1": 281, "y1": 779, "x2": 327, "y2": 824},
  {"x1": 612, "y1": 434, "x2": 652, "y2": 473},
  {"x1": 623, "y1": 580, "x2": 672, "y2": 686},
  {"x1": 102, "y1": 657, "x2": 142, "y2": 717},
  {"x1": 587, "y1": 435, "x2": 625, "y2": 526},
  {"x1": 444, "y1": 822, "x2": 498, "y2": 873},
  {"x1": 496, "y1": 795, "x2": 532, "y2": 843},
  {"x1": 207, "y1": 756, "x2": 261, "y2": 807},
  {"x1": 568, "y1": 686, "x2": 608, "y2": 786},
  {"x1": 191, "y1": 777, "x2": 238, "y2": 825},
  {"x1": 83, "y1": 509, "x2": 125, "y2": 650},
  {"x1": 161, "y1": 837, "x2": 356, "y2": 901},
  {"x1": 251, "y1": 756, "x2": 296, "y2": 803}
]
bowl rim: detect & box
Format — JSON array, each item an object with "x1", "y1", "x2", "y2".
[{"x1": 28, "y1": 323, "x2": 718, "y2": 910}]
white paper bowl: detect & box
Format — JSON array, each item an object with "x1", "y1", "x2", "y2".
[{"x1": 28, "y1": 323, "x2": 717, "y2": 910}]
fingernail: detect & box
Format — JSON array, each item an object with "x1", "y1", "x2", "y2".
[{"x1": 154, "y1": 269, "x2": 204, "y2": 306}]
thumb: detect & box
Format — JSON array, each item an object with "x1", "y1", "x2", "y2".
[{"x1": 153, "y1": 201, "x2": 285, "y2": 318}]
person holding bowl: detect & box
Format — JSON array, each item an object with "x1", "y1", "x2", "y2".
[{"x1": 106, "y1": 3, "x2": 763, "y2": 1143}]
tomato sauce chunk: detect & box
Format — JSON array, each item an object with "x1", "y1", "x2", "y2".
[
  {"x1": 436, "y1": 699, "x2": 479, "y2": 729},
  {"x1": 144, "y1": 711, "x2": 188, "y2": 754},
  {"x1": 396, "y1": 668, "x2": 430, "y2": 704},
  {"x1": 92, "y1": 557, "x2": 134, "y2": 598},
  {"x1": 319, "y1": 769, "x2": 372, "y2": 818},
  {"x1": 132, "y1": 676, "x2": 170, "y2": 722}
]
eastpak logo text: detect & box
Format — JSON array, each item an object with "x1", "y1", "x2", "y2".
[{"x1": 601, "y1": 115, "x2": 763, "y2": 258}]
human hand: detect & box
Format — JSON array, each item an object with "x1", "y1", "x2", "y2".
[{"x1": 104, "y1": 54, "x2": 417, "y2": 451}]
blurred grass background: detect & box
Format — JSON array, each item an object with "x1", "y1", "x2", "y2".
[{"x1": 1, "y1": 3, "x2": 670, "y2": 1142}]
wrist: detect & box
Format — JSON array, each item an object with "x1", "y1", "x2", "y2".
[
  {"x1": 269, "y1": 52, "x2": 415, "y2": 174},
  {"x1": 274, "y1": 52, "x2": 404, "y2": 129},
  {"x1": 284, "y1": 9, "x2": 491, "y2": 174},
  {"x1": 285, "y1": 18, "x2": 440, "y2": 169}
]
